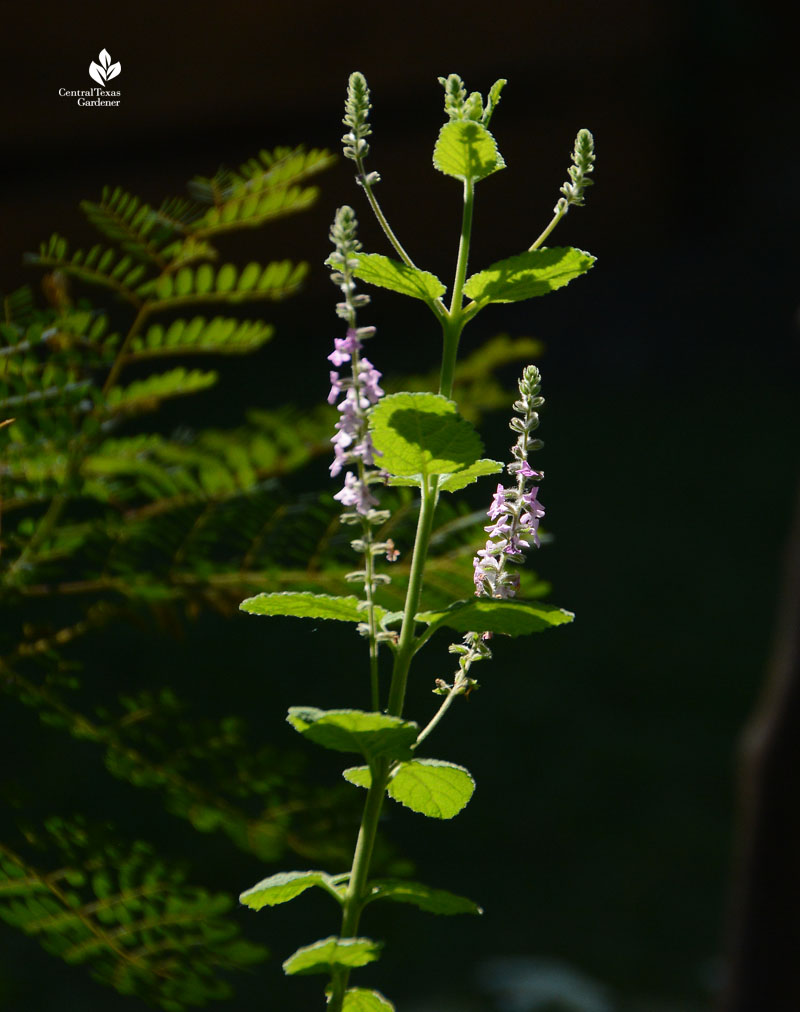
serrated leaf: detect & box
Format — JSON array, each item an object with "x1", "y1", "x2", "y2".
[
  {"x1": 343, "y1": 765, "x2": 371, "y2": 788},
  {"x1": 282, "y1": 936, "x2": 382, "y2": 976},
  {"x1": 388, "y1": 759, "x2": 474, "y2": 818},
  {"x1": 239, "y1": 870, "x2": 337, "y2": 910},
  {"x1": 387, "y1": 457, "x2": 503, "y2": 492},
  {"x1": 240, "y1": 591, "x2": 386, "y2": 623},
  {"x1": 463, "y1": 247, "x2": 595, "y2": 306},
  {"x1": 417, "y1": 598, "x2": 574, "y2": 637},
  {"x1": 343, "y1": 988, "x2": 395, "y2": 1011},
  {"x1": 346, "y1": 760, "x2": 475, "y2": 819},
  {"x1": 349, "y1": 253, "x2": 445, "y2": 304},
  {"x1": 369, "y1": 393, "x2": 483, "y2": 484},
  {"x1": 433, "y1": 121, "x2": 505, "y2": 183},
  {"x1": 287, "y1": 709, "x2": 418, "y2": 764},
  {"x1": 438, "y1": 458, "x2": 504, "y2": 492},
  {"x1": 368, "y1": 879, "x2": 482, "y2": 916}
]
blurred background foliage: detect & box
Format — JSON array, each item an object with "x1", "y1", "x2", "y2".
[{"x1": 0, "y1": 0, "x2": 797, "y2": 1010}]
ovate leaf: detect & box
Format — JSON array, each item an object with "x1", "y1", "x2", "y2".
[
  {"x1": 433, "y1": 121, "x2": 506, "y2": 183},
  {"x1": 368, "y1": 879, "x2": 482, "y2": 916},
  {"x1": 417, "y1": 598, "x2": 574, "y2": 637},
  {"x1": 287, "y1": 708, "x2": 418, "y2": 763},
  {"x1": 463, "y1": 247, "x2": 595, "y2": 307},
  {"x1": 282, "y1": 936, "x2": 382, "y2": 976},
  {"x1": 240, "y1": 591, "x2": 386, "y2": 624},
  {"x1": 240, "y1": 871, "x2": 338, "y2": 910},
  {"x1": 349, "y1": 253, "x2": 445, "y2": 304},
  {"x1": 343, "y1": 988, "x2": 395, "y2": 1011},
  {"x1": 369, "y1": 393, "x2": 483, "y2": 485},
  {"x1": 346, "y1": 760, "x2": 475, "y2": 818},
  {"x1": 389, "y1": 760, "x2": 474, "y2": 818}
]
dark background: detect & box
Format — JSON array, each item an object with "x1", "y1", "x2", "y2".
[{"x1": 1, "y1": 1, "x2": 798, "y2": 1009}]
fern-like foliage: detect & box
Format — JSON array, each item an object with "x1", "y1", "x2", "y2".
[
  {"x1": 0, "y1": 137, "x2": 545, "y2": 1006},
  {"x1": 0, "y1": 819, "x2": 266, "y2": 1010},
  {"x1": 0, "y1": 144, "x2": 339, "y2": 1004}
]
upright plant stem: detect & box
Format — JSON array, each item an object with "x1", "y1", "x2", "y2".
[
  {"x1": 327, "y1": 478, "x2": 439, "y2": 1009},
  {"x1": 328, "y1": 162, "x2": 478, "y2": 1011},
  {"x1": 386, "y1": 480, "x2": 438, "y2": 717},
  {"x1": 328, "y1": 760, "x2": 390, "y2": 1011},
  {"x1": 439, "y1": 179, "x2": 475, "y2": 398}
]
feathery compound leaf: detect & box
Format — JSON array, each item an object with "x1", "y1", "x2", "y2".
[
  {"x1": 345, "y1": 760, "x2": 475, "y2": 819},
  {"x1": 130, "y1": 317, "x2": 274, "y2": 358},
  {"x1": 0, "y1": 823, "x2": 266, "y2": 1009},
  {"x1": 433, "y1": 121, "x2": 505, "y2": 183},
  {"x1": 287, "y1": 708, "x2": 418, "y2": 763},
  {"x1": 80, "y1": 187, "x2": 179, "y2": 265},
  {"x1": 282, "y1": 935, "x2": 382, "y2": 976},
  {"x1": 369, "y1": 393, "x2": 483, "y2": 484},
  {"x1": 343, "y1": 988, "x2": 395, "y2": 1011},
  {"x1": 240, "y1": 870, "x2": 339, "y2": 910},
  {"x1": 142, "y1": 261, "x2": 308, "y2": 304},
  {"x1": 417, "y1": 598, "x2": 575, "y2": 637},
  {"x1": 347, "y1": 253, "x2": 445, "y2": 304},
  {"x1": 24, "y1": 236, "x2": 146, "y2": 305},
  {"x1": 240, "y1": 592, "x2": 387, "y2": 623},
  {"x1": 105, "y1": 368, "x2": 217, "y2": 414},
  {"x1": 367, "y1": 879, "x2": 482, "y2": 915},
  {"x1": 463, "y1": 247, "x2": 595, "y2": 306}
]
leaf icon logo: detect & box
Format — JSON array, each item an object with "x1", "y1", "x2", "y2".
[{"x1": 89, "y1": 49, "x2": 121, "y2": 87}]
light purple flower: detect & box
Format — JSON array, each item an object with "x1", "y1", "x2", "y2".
[{"x1": 333, "y1": 471, "x2": 378, "y2": 514}]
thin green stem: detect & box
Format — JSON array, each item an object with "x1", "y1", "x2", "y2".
[
  {"x1": 414, "y1": 680, "x2": 463, "y2": 749},
  {"x1": 327, "y1": 759, "x2": 390, "y2": 1011},
  {"x1": 529, "y1": 203, "x2": 566, "y2": 252},
  {"x1": 386, "y1": 479, "x2": 438, "y2": 717},
  {"x1": 439, "y1": 179, "x2": 475, "y2": 398},
  {"x1": 101, "y1": 303, "x2": 150, "y2": 395},
  {"x1": 358, "y1": 511, "x2": 381, "y2": 711},
  {"x1": 355, "y1": 159, "x2": 416, "y2": 270}
]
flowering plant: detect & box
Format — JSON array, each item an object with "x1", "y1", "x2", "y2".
[{"x1": 238, "y1": 72, "x2": 596, "y2": 1011}]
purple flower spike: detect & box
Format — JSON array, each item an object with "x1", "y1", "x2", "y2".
[{"x1": 472, "y1": 364, "x2": 546, "y2": 599}]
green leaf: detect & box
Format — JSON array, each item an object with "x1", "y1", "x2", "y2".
[
  {"x1": 105, "y1": 368, "x2": 217, "y2": 414},
  {"x1": 239, "y1": 870, "x2": 337, "y2": 910},
  {"x1": 438, "y1": 458, "x2": 504, "y2": 492},
  {"x1": 387, "y1": 457, "x2": 503, "y2": 492},
  {"x1": 433, "y1": 121, "x2": 505, "y2": 183},
  {"x1": 417, "y1": 598, "x2": 575, "y2": 637},
  {"x1": 345, "y1": 760, "x2": 475, "y2": 819},
  {"x1": 388, "y1": 759, "x2": 474, "y2": 818},
  {"x1": 349, "y1": 253, "x2": 445, "y2": 304},
  {"x1": 282, "y1": 936, "x2": 382, "y2": 976},
  {"x1": 367, "y1": 879, "x2": 482, "y2": 916},
  {"x1": 343, "y1": 988, "x2": 395, "y2": 1011},
  {"x1": 463, "y1": 247, "x2": 595, "y2": 307},
  {"x1": 342, "y1": 765, "x2": 371, "y2": 788},
  {"x1": 369, "y1": 393, "x2": 483, "y2": 485},
  {"x1": 287, "y1": 709, "x2": 418, "y2": 763},
  {"x1": 240, "y1": 591, "x2": 387, "y2": 624},
  {"x1": 132, "y1": 317, "x2": 274, "y2": 358}
]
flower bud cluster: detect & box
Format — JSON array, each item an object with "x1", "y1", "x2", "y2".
[
  {"x1": 328, "y1": 206, "x2": 386, "y2": 517},
  {"x1": 473, "y1": 365, "x2": 546, "y2": 599},
  {"x1": 342, "y1": 72, "x2": 372, "y2": 163},
  {"x1": 554, "y1": 128, "x2": 596, "y2": 215}
]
